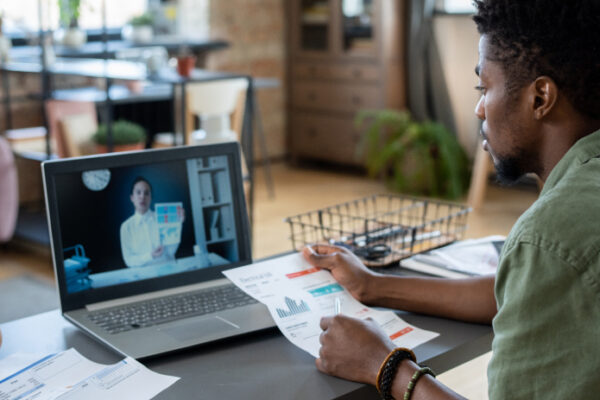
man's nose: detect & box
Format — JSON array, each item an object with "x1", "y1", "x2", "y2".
[{"x1": 475, "y1": 95, "x2": 485, "y2": 120}]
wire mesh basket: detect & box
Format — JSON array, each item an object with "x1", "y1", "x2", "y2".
[{"x1": 285, "y1": 194, "x2": 472, "y2": 267}]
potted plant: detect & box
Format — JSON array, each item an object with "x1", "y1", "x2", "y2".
[
  {"x1": 122, "y1": 12, "x2": 154, "y2": 44},
  {"x1": 92, "y1": 120, "x2": 147, "y2": 153},
  {"x1": 356, "y1": 109, "x2": 470, "y2": 200},
  {"x1": 175, "y1": 45, "x2": 195, "y2": 77},
  {"x1": 57, "y1": 0, "x2": 86, "y2": 49}
]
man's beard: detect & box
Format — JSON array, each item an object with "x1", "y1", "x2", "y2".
[
  {"x1": 481, "y1": 129, "x2": 535, "y2": 185},
  {"x1": 493, "y1": 142, "x2": 540, "y2": 185},
  {"x1": 493, "y1": 154, "x2": 529, "y2": 185}
]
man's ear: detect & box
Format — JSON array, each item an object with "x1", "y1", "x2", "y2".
[{"x1": 531, "y1": 76, "x2": 558, "y2": 120}]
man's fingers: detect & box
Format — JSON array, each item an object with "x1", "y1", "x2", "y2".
[
  {"x1": 302, "y1": 245, "x2": 342, "y2": 270},
  {"x1": 315, "y1": 357, "x2": 325, "y2": 373},
  {"x1": 302, "y1": 247, "x2": 331, "y2": 270},
  {"x1": 320, "y1": 316, "x2": 333, "y2": 331},
  {"x1": 305, "y1": 244, "x2": 342, "y2": 256}
]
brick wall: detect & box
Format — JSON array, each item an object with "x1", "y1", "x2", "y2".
[{"x1": 206, "y1": 0, "x2": 287, "y2": 161}]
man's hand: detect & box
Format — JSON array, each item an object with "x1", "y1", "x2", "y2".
[
  {"x1": 152, "y1": 245, "x2": 164, "y2": 259},
  {"x1": 317, "y1": 315, "x2": 395, "y2": 384},
  {"x1": 302, "y1": 244, "x2": 379, "y2": 303}
]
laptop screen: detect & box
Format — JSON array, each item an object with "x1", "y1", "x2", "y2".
[{"x1": 43, "y1": 143, "x2": 251, "y2": 310}]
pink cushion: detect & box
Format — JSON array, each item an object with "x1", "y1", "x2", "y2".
[{"x1": 0, "y1": 136, "x2": 19, "y2": 242}]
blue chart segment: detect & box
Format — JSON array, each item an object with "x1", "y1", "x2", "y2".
[
  {"x1": 309, "y1": 283, "x2": 343, "y2": 297},
  {"x1": 276, "y1": 297, "x2": 310, "y2": 318}
]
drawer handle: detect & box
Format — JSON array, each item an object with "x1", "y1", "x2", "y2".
[{"x1": 351, "y1": 95, "x2": 362, "y2": 106}]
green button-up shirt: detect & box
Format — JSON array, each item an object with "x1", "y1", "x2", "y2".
[{"x1": 488, "y1": 129, "x2": 600, "y2": 399}]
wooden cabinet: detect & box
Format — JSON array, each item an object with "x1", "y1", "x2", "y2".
[{"x1": 287, "y1": 0, "x2": 406, "y2": 166}]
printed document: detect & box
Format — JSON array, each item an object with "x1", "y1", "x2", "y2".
[
  {"x1": 223, "y1": 253, "x2": 439, "y2": 358},
  {"x1": 0, "y1": 348, "x2": 178, "y2": 400},
  {"x1": 401, "y1": 235, "x2": 505, "y2": 278},
  {"x1": 155, "y1": 202, "x2": 184, "y2": 246}
]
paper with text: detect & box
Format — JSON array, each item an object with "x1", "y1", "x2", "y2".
[
  {"x1": 223, "y1": 253, "x2": 439, "y2": 357},
  {"x1": 155, "y1": 202, "x2": 183, "y2": 246},
  {"x1": 0, "y1": 348, "x2": 179, "y2": 400}
]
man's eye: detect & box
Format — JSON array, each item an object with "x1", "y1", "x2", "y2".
[{"x1": 474, "y1": 85, "x2": 486, "y2": 94}]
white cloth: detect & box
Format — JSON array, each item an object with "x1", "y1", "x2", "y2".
[{"x1": 120, "y1": 210, "x2": 178, "y2": 268}]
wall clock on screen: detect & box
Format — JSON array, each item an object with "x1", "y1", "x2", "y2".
[{"x1": 82, "y1": 169, "x2": 111, "y2": 191}]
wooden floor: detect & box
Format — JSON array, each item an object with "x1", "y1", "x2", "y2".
[{"x1": 0, "y1": 162, "x2": 539, "y2": 399}]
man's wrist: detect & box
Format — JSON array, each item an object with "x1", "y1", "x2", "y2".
[
  {"x1": 376, "y1": 347, "x2": 417, "y2": 398},
  {"x1": 361, "y1": 272, "x2": 385, "y2": 304}
]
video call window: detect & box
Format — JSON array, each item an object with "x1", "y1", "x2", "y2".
[{"x1": 54, "y1": 155, "x2": 240, "y2": 293}]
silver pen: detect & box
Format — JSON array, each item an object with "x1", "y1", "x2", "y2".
[{"x1": 334, "y1": 297, "x2": 342, "y2": 315}]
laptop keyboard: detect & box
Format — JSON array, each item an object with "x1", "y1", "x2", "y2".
[{"x1": 88, "y1": 284, "x2": 257, "y2": 334}]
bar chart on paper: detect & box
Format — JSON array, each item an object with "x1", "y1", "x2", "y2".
[{"x1": 276, "y1": 296, "x2": 310, "y2": 318}]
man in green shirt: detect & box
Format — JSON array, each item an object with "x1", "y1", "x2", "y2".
[{"x1": 301, "y1": 0, "x2": 600, "y2": 398}]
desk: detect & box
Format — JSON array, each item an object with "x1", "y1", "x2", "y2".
[{"x1": 0, "y1": 271, "x2": 492, "y2": 399}]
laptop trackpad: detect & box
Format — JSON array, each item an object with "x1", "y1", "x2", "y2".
[{"x1": 160, "y1": 316, "x2": 240, "y2": 342}]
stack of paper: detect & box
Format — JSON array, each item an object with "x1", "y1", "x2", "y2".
[
  {"x1": 0, "y1": 348, "x2": 178, "y2": 400},
  {"x1": 400, "y1": 235, "x2": 505, "y2": 279}
]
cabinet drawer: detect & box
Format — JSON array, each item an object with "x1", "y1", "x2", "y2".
[
  {"x1": 291, "y1": 113, "x2": 365, "y2": 165},
  {"x1": 292, "y1": 82, "x2": 381, "y2": 113},
  {"x1": 293, "y1": 62, "x2": 380, "y2": 83}
]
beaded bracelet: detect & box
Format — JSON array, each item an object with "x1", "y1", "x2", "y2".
[
  {"x1": 403, "y1": 366, "x2": 436, "y2": 400},
  {"x1": 376, "y1": 348, "x2": 416, "y2": 400}
]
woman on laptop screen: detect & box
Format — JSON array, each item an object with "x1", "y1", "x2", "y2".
[{"x1": 120, "y1": 176, "x2": 185, "y2": 268}]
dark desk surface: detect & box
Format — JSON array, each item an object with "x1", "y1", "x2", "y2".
[{"x1": 0, "y1": 289, "x2": 492, "y2": 399}]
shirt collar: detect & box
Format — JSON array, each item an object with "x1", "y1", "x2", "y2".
[
  {"x1": 133, "y1": 209, "x2": 153, "y2": 223},
  {"x1": 541, "y1": 129, "x2": 600, "y2": 196}
]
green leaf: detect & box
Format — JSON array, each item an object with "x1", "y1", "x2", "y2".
[{"x1": 93, "y1": 120, "x2": 147, "y2": 145}]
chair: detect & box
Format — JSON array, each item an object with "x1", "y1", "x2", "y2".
[
  {"x1": 185, "y1": 78, "x2": 250, "y2": 204},
  {"x1": 184, "y1": 78, "x2": 249, "y2": 146},
  {"x1": 58, "y1": 113, "x2": 98, "y2": 157},
  {"x1": 467, "y1": 141, "x2": 494, "y2": 211},
  {"x1": 45, "y1": 100, "x2": 98, "y2": 158},
  {"x1": 0, "y1": 135, "x2": 19, "y2": 242}
]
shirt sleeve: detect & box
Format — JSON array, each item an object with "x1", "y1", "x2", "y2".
[{"x1": 488, "y1": 241, "x2": 600, "y2": 399}]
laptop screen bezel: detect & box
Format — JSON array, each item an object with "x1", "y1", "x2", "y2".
[{"x1": 42, "y1": 142, "x2": 252, "y2": 312}]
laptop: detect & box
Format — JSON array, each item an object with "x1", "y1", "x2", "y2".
[{"x1": 42, "y1": 142, "x2": 275, "y2": 359}]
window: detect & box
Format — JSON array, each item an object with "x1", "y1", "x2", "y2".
[
  {"x1": 0, "y1": 0, "x2": 147, "y2": 34},
  {"x1": 435, "y1": 0, "x2": 476, "y2": 14}
]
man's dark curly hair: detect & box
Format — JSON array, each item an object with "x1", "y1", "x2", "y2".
[{"x1": 472, "y1": 0, "x2": 599, "y2": 120}]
